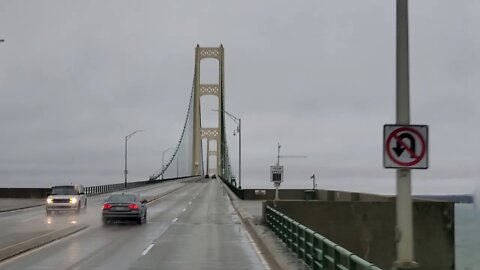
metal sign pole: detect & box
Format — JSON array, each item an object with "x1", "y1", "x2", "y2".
[
  {"x1": 395, "y1": 0, "x2": 417, "y2": 268},
  {"x1": 274, "y1": 181, "x2": 280, "y2": 201}
]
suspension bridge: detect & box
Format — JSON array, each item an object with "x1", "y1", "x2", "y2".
[
  {"x1": 0, "y1": 45, "x2": 455, "y2": 270},
  {"x1": 148, "y1": 45, "x2": 235, "y2": 186}
]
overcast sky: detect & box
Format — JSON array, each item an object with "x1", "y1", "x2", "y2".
[{"x1": 0, "y1": 0, "x2": 478, "y2": 194}]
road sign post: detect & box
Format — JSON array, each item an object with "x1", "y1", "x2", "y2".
[
  {"x1": 391, "y1": 1, "x2": 418, "y2": 269},
  {"x1": 270, "y1": 165, "x2": 283, "y2": 201}
]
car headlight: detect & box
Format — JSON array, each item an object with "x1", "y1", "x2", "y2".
[
  {"x1": 69, "y1": 197, "x2": 77, "y2": 204},
  {"x1": 46, "y1": 197, "x2": 53, "y2": 204}
]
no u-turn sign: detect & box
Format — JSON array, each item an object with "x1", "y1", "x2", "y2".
[{"x1": 383, "y1": 125, "x2": 428, "y2": 169}]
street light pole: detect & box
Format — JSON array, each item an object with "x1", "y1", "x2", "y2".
[
  {"x1": 124, "y1": 130, "x2": 144, "y2": 189},
  {"x1": 212, "y1": 109, "x2": 242, "y2": 189},
  {"x1": 124, "y1": 136, "x2": 128, "y2": 189},
  {"x1": 162, "y1": 147, "x2": 173, "y2": 180},
  {"x1": 238, "y1": 118, "x2": 241, "y2": 189}
]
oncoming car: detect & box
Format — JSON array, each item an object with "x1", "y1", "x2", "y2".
[
  {"x1": 46, "y1": 185, "x2": 87, "y2": 215},
  {"x1": 102, "y1": 193, "x2": 147, "y2": 225}
]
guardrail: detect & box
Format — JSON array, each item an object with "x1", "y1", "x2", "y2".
[
  {"x1": 265, "y1": 205, "x2": 382, "y2": 270},
  {"x1": 219, "y1": 175, "x2": 244, "y2": 199},
  {"x1": 84, "y1": 176, "x2": 195, "y2": 196}
]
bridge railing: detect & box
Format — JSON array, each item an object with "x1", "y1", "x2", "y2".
[
  {"x1": 265, "y1": 205, "x2": 382, "y2": 270},
  {"x1": 84, "y1": 176, "x2": 192, "y2": 196},
  {"x1": 218, "y1": 176, "x2": 244, "y2": 199}
]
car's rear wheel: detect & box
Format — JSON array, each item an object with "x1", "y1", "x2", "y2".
[
  {"x1": 82, "y1": 199, "x2": 87, "y2": 213},
  {"x1": 137, "y1": 212, "x2": 146, "y2": 224}
]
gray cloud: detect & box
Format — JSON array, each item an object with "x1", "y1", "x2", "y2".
[{"x1": 0, "y1": 0, "x2": 478, "y2": 194}]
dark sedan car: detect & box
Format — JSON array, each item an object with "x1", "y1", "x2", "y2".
[{"x1": 102, "y1": 193, "x2": 147, "y2": 225}]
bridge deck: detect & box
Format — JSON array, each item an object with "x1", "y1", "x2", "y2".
[{"x1": 0, "y1": 178, "x2": 304, "y2": 269}]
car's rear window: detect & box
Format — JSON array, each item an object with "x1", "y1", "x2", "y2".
[
  {"x1": 107, "y1": 194, "x2": 136, "y2": 203},
  {"x1": 51, "y1": 186, "x2": 78, "y2": 195}
]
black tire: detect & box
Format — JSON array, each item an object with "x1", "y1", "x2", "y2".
[
  {"x1": 82, "y1": 199, "x2": 87, "y2": 213},
  {"x1": 137, "y1": 212, "x2": 146, "y2": 225}
]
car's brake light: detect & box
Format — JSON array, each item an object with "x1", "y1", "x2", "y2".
[
  {"x1": 103, "y1": 203, "x2": 112, "y2": 209},
  {"x1": 128, "y1": 204, "x2": 139, "y2": 209}
]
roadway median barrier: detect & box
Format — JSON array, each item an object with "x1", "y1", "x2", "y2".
[{"x1": 0, "y1": 224, "x2": 88, "y2": 262}]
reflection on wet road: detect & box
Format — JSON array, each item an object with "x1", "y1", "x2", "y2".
[{"x1": 0, "y1": 178, "x2": 267, "y2": 270}]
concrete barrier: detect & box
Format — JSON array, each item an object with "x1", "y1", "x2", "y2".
[
  {"x1": 265, "y1": 200, "x2": 454, "y2": 270},
  {"x1": 0, "y1": 224, "x2": 87, "y2": 262},
  {"x1": 239, "y1": 188, "x2": 393, "y2": 201},
  {"x1": 0, "y1": 188, "x2": 51, "y2": 198}
]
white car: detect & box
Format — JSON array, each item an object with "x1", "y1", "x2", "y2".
[{"x1": 46, "y1": 185, "x2": 87, "y2": 215}]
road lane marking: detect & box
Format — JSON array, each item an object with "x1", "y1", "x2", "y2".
[
  {"x1": 141, "y1": 244, "x2": 155, "y2": 256},
  {"x1": 243, "y1": 226, "x2": 271, "y2": 270},
  {"x1": 182, "y1": 208, "x2": 186, "y2": 212},
  {"x1": 172, "y1": 218, "x2": 178, "y2": 223}
]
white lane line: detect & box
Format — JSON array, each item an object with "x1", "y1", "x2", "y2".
[
  {"x1": 182, "y1": 208, "x2": 186, "y2": 212},
  {"x1": 141, "y1": 244, "x2": 155, "y2": 256},
  {"x1": 243, "y1": 227, "x2": 271, "y2": 270},
  {"x1": 172, "y1": 218, "x2": 178, "y2": 223},
  {"x1": 188, "y1": 202, "x2": 192, "y2": 205}
]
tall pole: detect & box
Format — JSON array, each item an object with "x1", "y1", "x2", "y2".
[
  {"x1": 277, "y1": 143, "x2": 281, "y2": 166},
  {"x1": 162, "y1": 152, "x2": 165, "y2": 180},
  {"x1": 238, "y1": 118, "x2": 242, "y2": 189},
  {"x1": 124, "y1": 130, "x2": 144, "y2": 189},
  {"x1": 212, "y1": 109, "x2": 241, "y2": 187},
  {"x1": 124, "y1": 136, "x2": 128, "y2": 189},
  {"x1": 395, "y1": 0, "x2": 417, "y2": 269},
  {"x1": 206, "y1": 139, "x2": 210, "y2": 177},
  {"x1": 275, "y1": 143, "x2": 281, "y2": 201}
]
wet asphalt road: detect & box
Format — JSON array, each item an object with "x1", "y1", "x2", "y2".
[{"x1": 0, "y1": 178, "x2": 267, "y2": 270}]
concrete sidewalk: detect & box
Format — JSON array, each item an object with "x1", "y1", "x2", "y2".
[
  {"x1": 0, "y1": 198, "x2": 45, "y2": 212},
  {"x1": 222, "y1": 182, "x2": 309, "y2": 270}
]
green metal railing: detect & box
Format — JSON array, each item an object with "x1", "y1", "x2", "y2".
[{"x1": 265, "y1": 206, "x2": 383, "y2": 270}]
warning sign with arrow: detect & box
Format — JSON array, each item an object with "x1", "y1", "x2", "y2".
[{"x1": 383, "y1": 124, "x2": 428, "y2": 169}]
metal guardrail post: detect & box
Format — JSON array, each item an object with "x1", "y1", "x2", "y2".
[
  {"x1": 334, "y1": 245, "x2": 340, "y2": 269},
  {"x1": 265, "y1": 206, "x2": 381, "y2": 270}
]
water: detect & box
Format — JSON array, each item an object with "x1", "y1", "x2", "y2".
[{"x1": 456, "y1": 204, "x2": 480, "y2": 270}]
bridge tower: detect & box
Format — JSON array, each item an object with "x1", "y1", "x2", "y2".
[{"x1": 192, "y1": 45, "x2": 225, "y2": 177}]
